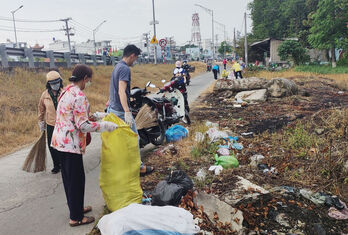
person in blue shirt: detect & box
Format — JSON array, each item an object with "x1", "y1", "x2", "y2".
[{"x1": 212, "y1": 64, "x2": 220, "y2": 80}]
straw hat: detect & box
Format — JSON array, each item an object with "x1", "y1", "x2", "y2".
[{"x1": 46, "y1": 71, "x2": 62, "y2": 82}]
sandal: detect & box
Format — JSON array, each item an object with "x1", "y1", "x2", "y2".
[
  {"x1": 69, "y1": 216, "x2": 95, "y2": 227},
  {"x1": 83, "y1": 206, "x2": 92, "y2": 214},
  {"x1": 140, "y1": 166, "x2": 154, "y2": 177}
]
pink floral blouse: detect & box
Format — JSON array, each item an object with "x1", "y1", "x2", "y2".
[{"x1": 51, "y1": 84, "x2": 99, "y2": 155}]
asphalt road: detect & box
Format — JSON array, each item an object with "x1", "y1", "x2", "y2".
[{"x1": 0, "y1": 70, "x2": 215, "y2": 235}]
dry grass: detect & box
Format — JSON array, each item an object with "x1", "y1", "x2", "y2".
[
  {"x1": 0, "y1": 63, "x2": 206, "y2": 157},
  {"x1": 247, "y1": 69, "x2": 348, "y2": 91}
]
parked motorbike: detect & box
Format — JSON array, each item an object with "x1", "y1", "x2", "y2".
[
  {"x1": 130, "y1": 81, "x2": 181, "y2": 148},
  {"x1": 182, "y1": 63, "x2": 192, "y2": 86},
  {"x1": 159, "y1": 77, "x2": 191, "y2": 125}
]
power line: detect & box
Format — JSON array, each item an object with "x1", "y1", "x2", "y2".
[
  {"x1": 0, "y1": 27, "x2": 64, "y2": 33},
  {"x1": 0, "y1": 16, "x2": 61, "y2": 23}
]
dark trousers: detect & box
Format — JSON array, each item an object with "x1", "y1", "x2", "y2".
[
  {"x1": 59, "y1": 151, "x2": 85, "y2": 221},
  {"x1": 223, "y1": 64, "x2": 226, "y2": 69},
  {"x1": 47, "y1": 125, "x2": 61, "y2": 169},
  {"x1": 213, "y1": 70, "x2": 218, "y2": 80},
  {"x1": 234, "y1": 71, "x2": 243, "y2": 79}
]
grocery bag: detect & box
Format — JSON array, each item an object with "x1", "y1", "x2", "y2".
[{"x1": 100, "y1": 113, "x2": 143, "y2": 211}]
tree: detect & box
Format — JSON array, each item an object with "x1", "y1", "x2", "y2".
[
  {"x1": 278, "y1": 40, "x2": 309, "y2": 65},
  {"x1": 218, "y1": 41, "x2": 232, "y2": 56},
  {"x1": 308, "y1": 0, "x2": 348, "y2": 67}
]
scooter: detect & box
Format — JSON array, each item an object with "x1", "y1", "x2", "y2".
[
  {"x1": 130, "y1": 81, "x2": 182, "y2": 147},
  {"x1": 159, "y1": 77, "x2": 191, "y2": 125}
]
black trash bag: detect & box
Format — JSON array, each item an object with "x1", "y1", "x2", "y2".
[
  {"x1": 152, "y1": 180, "x2": 185, "y2": 206},
  {"x1": 152, "y1": 170, "x2": 193, "y2": 206},
  {"x1": 166, "y1": 170, "x2": 193, "y2": 193}
]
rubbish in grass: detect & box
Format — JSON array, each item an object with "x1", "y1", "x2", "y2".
[
  {"x1": 97, "y1": 203, "x2": 200, "y2": 234},
  {"x1": 233, "y1": 104, "x2": 242, "y2": 108},
  {"x1": 135, "y1": 104, "x2": 158, "y2": 129},
  {"x1": 258, "y1": 163, "x2": 278, "y2": 175},
  {"x1": 325, "y1": 195, "x2": 345, "y2": 210},
  {"x1": 217, "y1": 148, "x2": 230, "y2": 156},
  {"x1": 251, "y1": 154, "x2": 265, "y2": 162},
  {"x1": 232, "y1": 142, "x2": 243, "y2": 150},
  {"x1": 241, "y1": 132, "x2": 254, "y2": 138},
  {"x1": 328, "y1": 200, "x2": 348, "y2": 220},
  {"x1": 165, "y1": 125, "x2": 188, "y2": 142},
  {"x1": 152, "y1": 170, "x2": 193, "y2": 206},
  {"x1": 194, "y1": 132, "x2": 205, "y2": 143},
  {"x1": 209, "y1": 165, "x2": 223, "y2": 175},
  {"x1": 214, "y1": 154, "x2": 239, "y2": 169},
  {"x1": 205, "y1": 121, "x2": 219, "y2": 128},
  {"x1": 206, "y1": 128, "x2": 228, "y2": 142},
  {"x1": 196, "y1": 169, "x2": 207, "y2": 181},
  {"x1": 338, "y1": 91, "x2": 344, "y2": 94}
]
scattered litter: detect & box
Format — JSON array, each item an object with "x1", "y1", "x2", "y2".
[
  {"x1": 235, "y1": 97, "x2": 244, "y2": 104},
  {"x1": 325, "y1": 195, "x2": 345, "y2": 210},
  {"x1": 258, "y1": 163, "x2": 278, "y2": 175},
  {"x1": 217, "y1": 148, "x2": 230, "y2": 156},
  {"x1": 196, "y1": 169, "x2": 207, "y2": 181},
  {"x1": 208, "y1": 165, "x2": 223, "y2": 175},
  {"x1": 214, "y1": 154, "x2": 239, "y2": 169},
  {"x1": 314, "y1": 128, "x2": 325, "y2": 135},
  {"x1": 233, "y1": 104, "x2": 242, "y2": 108},
  {"x1": 241, "y1": 132, "x2": 254, "y2": 138},
  {"x1": 275, "y1": 213, "x2": 291, "y2": 227},
  {"x1": 98, "y1": 204, "x2": 200, "y2": 235},
  {"x1": 251, "y1": 154, "x2": 265, "y2": 162},
  {"x1": 232, "y1": 142, "x2": 243, "y2": 150},
  {"x1": 155, "y1": 144, "x2": 177, "y2": 156},
  {"x1": 206, "y1": 128, "x2": 228, "y2": 142},
  {"x1": 338, "y1": 91, "x2": 344, "y2": 94},
  {"x1": 194, "y1": 132, "x2": 205, "y2": 143},
  {"x1": 205, "y1": 121, "x2": 219, "y2": 128},
  {"x1": 328, "y1": 200, "x2": 348, "y2": 220},
  {"x1": 152, "y1": 170, "x2": 193, "y2": 206},
  {"x1": 165, "y1": 125, "x2": 188, "y2": 142}
]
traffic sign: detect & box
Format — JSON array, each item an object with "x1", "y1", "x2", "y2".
[
  {"x1": 159, "y1": 38, "x2": 167, "y2": 47},
  {"x1": 150, "y1": 36, "x2": 158, "y2": 44}
]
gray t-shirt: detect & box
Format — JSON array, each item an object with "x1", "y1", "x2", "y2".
[{"x1": 109, "y1": 60, "x2": 131, "y2": 112}]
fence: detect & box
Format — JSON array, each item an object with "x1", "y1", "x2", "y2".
[
  {"x1": 0, "y1": 45, "x2": 176, "y2": 69},
  {"x1": 0, "y1": 45, "x2": 117, "y2": 69}
]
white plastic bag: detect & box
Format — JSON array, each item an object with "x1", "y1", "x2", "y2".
[
  {"x1": 98, "y1": 204, "x2": 200, "y2": 235},
  {"x1": 206, "y1": 128, "x2": 228, "y2": 142}
]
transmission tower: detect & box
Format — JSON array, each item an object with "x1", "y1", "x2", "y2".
[{"x1": 191, "y1": 13, "x2": 201, "y2": 46}]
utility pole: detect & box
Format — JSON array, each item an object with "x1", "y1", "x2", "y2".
[
  {"x1": 151, "y1": 0, "x2": 158, "y2": 64},
  {"x1": 195, "y1": 4, "x2": 214, "y2": 60},
  {"x1": 143, "y1": 32, "x2": 150, "y2": 60},
  {"x1": 93, "y1": 20, "x2": 107, "y2": 56},
  {"x1": 11, "y1": 5, "x2": 23, "y2": 48},
  {"x1": 244, "y1": 12, "x2": 248, "y2": 67},
  {"x1": 61, "y1": 18, "x2": 73, "y2": 53}
]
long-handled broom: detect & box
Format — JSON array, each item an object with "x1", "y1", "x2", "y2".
[
  {"x1": 22, "y1": 131, "x2": 46, "y2": 172},
  {"x1": 135, "y1": 104, "x2": 158, "y2": 130}
]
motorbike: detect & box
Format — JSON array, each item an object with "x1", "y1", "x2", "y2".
[
  {"x1": 159, "y1": 76, "x2": 191, "y2": 125},
  {"x1": 130, "y1": 81, "x2": 182, "y2": 148},
  {"x1": 182, "y1": 64, "x2": 192, "y2": 86}
]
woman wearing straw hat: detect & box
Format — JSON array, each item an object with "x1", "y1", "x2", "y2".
[
  {"x1": 51, "y1": 64, "x2": 118, "y2": 227},
  {"x1": 38, "y1": 71, "x2": 63, "y2": 174}
]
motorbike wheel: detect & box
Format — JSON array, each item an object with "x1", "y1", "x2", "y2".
[{"x1": 150, "y1": 120, "x2": 166, "y2": 146}]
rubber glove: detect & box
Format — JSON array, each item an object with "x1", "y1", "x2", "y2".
[
  {"x1": 124, "y1": 112, "x2": 133, "y2": 126},
  {"x1": 99, "y1": 121, "x2": 118, "y2": 132},
  {"x1": 90, "y1": 112, "x2": 108, "y2": 121},
  {"x1": 38, "y1": 121, "x2": 45, "y2": 132}
]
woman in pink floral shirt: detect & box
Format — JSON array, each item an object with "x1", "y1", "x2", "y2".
[{"x1": 52, "y1": 64, "x2": 117, "y2": 227}]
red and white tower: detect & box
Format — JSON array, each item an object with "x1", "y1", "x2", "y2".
[{"x1": 191, "y1": 13, "x2": 201, "y2": 45}]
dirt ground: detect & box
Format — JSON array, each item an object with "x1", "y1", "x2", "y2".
[{"x1": 140, "y1": 76, "x2": 348, "y2": 234}]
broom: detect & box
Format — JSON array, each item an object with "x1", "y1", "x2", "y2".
[
  {"x1": 135, "y1": 104, "x2": 158, "y2": 130},
  {"x1": 22, "y1": 131, "x2": 47, "y2": 172}
]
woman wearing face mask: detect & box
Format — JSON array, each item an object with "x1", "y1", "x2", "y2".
[
  {"x1": 51, "y1": 64, "x2": 118, "y2": 227},
  {"x1": 38, "y1": 71, "x2": 63, "y2": 174}
]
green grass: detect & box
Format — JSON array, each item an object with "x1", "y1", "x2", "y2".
[{"x1": 295, "y1": 65, "x2": 348, "y2": 74}]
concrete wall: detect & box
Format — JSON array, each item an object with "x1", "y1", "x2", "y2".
[{"x1": 270, "y1": 39, "x2": 286, "y2": 63}]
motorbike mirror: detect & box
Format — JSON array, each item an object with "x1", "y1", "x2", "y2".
[
  {"x1": 161, "y1": 79, "x2": 166, "y2": 83},
  {"x1": 146, "y1": 81, "x2": 151, "y2": 87},
  {"x1": 149, "y1": 84, "x2": 156, "y2": 88}
]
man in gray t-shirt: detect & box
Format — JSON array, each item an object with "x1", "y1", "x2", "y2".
[{"x1": 107, "y1": 44, "x2": 154, "y2": 176}]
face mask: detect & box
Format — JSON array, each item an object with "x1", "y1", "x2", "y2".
[
  {"x1": 85, "y1": 81, "x2": 91, "y2": 88},
  {"x1": 50, "y1": 83, "x2": 60, "y2": 91}
]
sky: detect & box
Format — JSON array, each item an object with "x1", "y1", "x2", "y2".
[{"x1": 0, "y1": 0, "x2": 253, "y2": 49}]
